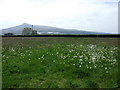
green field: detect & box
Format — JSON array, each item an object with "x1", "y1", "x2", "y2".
[{"x1": 2, "y1": 37, "x2": 119, "y2": 88}]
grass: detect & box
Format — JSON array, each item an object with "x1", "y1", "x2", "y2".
[{"x1": 2, "y1": 37, "x2": 119, "y2": 88}]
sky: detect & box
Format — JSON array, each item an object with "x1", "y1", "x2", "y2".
[{"x1": 0, "y1": 0, "x2": 119, "y2": 34}]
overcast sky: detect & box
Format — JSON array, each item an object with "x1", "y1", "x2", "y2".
[{"x1": 0, "y1": 0, "x2": 119, "y2": 33}]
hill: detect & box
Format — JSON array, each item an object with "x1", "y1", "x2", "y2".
[{"x1": 1, "y1": 23, "x2": 110, "y2": 35}]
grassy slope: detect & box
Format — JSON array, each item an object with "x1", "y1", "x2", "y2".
[{"x1": 2, "y1": 37, "x2": 119, "y2": 88}]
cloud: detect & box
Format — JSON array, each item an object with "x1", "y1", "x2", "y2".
[{"x1": 0, "y1": 0, "x2": 118, "y2": 33}]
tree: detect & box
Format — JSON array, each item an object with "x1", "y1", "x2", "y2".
[
  {"x1": 4, "y1": 33, "x2": 14, "y2": 36},
  {"x1": 22, "y1": 27, "x2": 32, "y2": 35},
  {"x1": 32, "y1": 30, "x2": 37, "y2": 35}
]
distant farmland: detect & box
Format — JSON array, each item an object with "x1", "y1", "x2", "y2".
[{"x1": 2, "y1": 37, "x2": 119, "y2": 88}]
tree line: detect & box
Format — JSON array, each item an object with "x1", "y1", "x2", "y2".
[{"x1": 4, "y1": 27, "x2": 38, "y2": 36}]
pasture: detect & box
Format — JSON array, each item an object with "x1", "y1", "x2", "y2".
[{"x1": 2, "y1": 37, "x2": 119, "y2": 88}]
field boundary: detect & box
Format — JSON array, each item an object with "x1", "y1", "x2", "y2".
[{"x1": 1, "y1": 34, "x2": 120, "y2": 38}]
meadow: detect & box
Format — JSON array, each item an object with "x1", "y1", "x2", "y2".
[{"x1": 2, "y1": 37, "x2": 119, "y2": 88}]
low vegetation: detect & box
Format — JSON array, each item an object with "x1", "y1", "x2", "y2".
[{"x1": 2, "y1": 37, "x2": 119, "y2": 88}]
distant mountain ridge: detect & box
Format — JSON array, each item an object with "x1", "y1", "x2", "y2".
[{"x1": 1, "y1": 23, "x2": 110, "y2": 35}]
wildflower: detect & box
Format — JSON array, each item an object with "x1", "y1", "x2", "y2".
[
  {"x1": 73, "y1": 56, "x2": 77, "y2": 58},
  {"x1": 41, "y1": 55, "x2": 44, "y2": 58},
  {"x1": 89, "y1": 61, "x2": 91, "y2": 64},
  {"x1": 92, "y1": 57, "x2": 96, "y2": 60},
  {"x1": 80, "y1": 59, "x2": 83, "y2": 61},
  {"x1": 90, "y1": 67, "x2": 92, "y2": 69},
  {"x1": 79, "y1": 56, "x2": 83, "y2": 58},
  {"x1": 113, "y1": 59, "x2": 116, "y2": 62},
  {"x1": 94, "y1": 65, "x2": 97, "y2": 68},
  {"x1": 105, "y1": 67, "x2": 107, "y2": 70},
  {"x1": 110, "y1": 51, "x2": 113, "y2": 53},
  {"x1": 106, "y1": 71, "x2": 108, "y2": 73}
]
